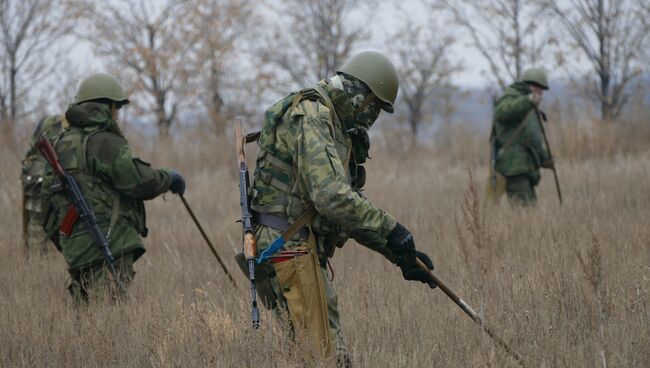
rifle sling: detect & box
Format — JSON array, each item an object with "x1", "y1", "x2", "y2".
[
  {"x1": 499, "y1": 109, "x2": 535, "y2": 150},
  {"x1": 281, "y1": 206, "x2": 317, "y2": 242}
]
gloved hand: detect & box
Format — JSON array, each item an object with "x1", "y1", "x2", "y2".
[
  {"x1": 386, "y1": 222, "x2": 415, "y2": 255},
  {"x1": 528, "y1": 93, "x2": 542, "y2": 107},
  {"x1": 397, "y1": 250, "x2": 436, "y2": 289},
  {"x1": 541, "y1": 158, "x2": 555, "y2": 169},
  {"x1": 169, "y1": 170, "x2": 185, "y2": 195}
]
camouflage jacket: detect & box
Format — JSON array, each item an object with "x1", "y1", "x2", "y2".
[
  {"x1": 42, "y1": 102, "x2": 172, "y2": 270},
  {"x1": 494, "y1": 82, "x2": 550, "y2": 185},
  {"x1": 251, "y1": 80, "x2": 398, "y2": 263}
]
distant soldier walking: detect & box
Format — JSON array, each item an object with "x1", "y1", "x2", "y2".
[
  {"x1": 40, "y1": 73, "x2": 185, "y2": 302},
  {"x1": 21, "y1": 115, "x2": 67, "y2": 254},
  {"x1": 491, "y1": 68, "x2": 555, "y2": 205},
  {"x1": 237, "y1": 51, "x2": 435, "y2": 366}
]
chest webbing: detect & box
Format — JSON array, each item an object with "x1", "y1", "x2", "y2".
[{"x1": 55, "y1": 127, "x2": 121, "y2": 239}]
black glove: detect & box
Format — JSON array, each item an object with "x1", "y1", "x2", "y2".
[
  {"x1": 397, "y1": 250, "x2": 436, "y2": 289},
  {"x1": 169, "y1": 170, "x2": 185, "y2": 195},
  {"x1": 386, "y1": 222, "x2": 415, "y2": 255},
  {"x1": 541, "y1": 158, "x2": 555, "y2": 169}
]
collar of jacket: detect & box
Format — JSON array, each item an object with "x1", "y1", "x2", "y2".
[
  {"x1": 65, "y1": 102, "x2": 124, "y2": 137},
  {"x1": 509, "y1": 81, "x2": 532, "y2": 95},
  {"x1": 318, "y1": 80, "x2": 357, "y2": 132}
]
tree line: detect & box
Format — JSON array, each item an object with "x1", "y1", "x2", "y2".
[{"x1": 0, "y1": 0, "x2": 648, "y2": 137}]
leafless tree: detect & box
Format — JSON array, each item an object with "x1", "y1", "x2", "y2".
[
  {"x1": 437, "y1": 0, "x2": 553, "y2": 91},
  {"x1": 256, "y1": 0, "x2": 377, "y2": 91},
  {"x1": 0, "y1": 0, "x2": 79, "y2": 130},
  {"x1": 188, "y1": 0, "x2": 255, "y2": 135},
  {"x1": 544, "y1": 0, "x2": 649, "y2": 121},
  {"x1": 86, "y1": 0, "x2": 197, "y2": 136},
  {"x1": 393, "y1": 19, "x2": 461, "y2": 137}
]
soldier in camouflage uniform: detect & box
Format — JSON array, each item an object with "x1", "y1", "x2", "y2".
[
  {"x1": 21, "y1": 115, "x2": 67, "y2": 254},
  {"x1": 41, "y1": 73, "x2": 185, "y2": 302},
  {"x1": 242, "y1": 51, "x2": 435, "y2": 366},
  {"x1": 493, "y1": 68, "x2": 554, "y2": 205}
]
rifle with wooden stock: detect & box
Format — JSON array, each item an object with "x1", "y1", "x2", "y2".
[{"x1": 234, "y1": 118, "x2": 260, "y2": 329}]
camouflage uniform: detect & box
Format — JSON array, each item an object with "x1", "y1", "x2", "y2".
[
  {"x1": 494, "y1": 81, "x2": 551, "y2": 205},
  {"x1": 41, "y1": 101, "x2": 176, "y2": 301},
  {"x1": 21, "y1": 115, "x2": 66, "y2": 254},
  {"x1": 242, "y1": 52, "x2": 435, "y2": 366}
]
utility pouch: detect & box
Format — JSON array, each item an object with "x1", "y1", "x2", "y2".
[
  {"x1": 273, "y1": 247, "x2": 333, "y2": 359},
  {"x1": 59, "y1": 205, "x2": 80, "y2": 237},
  {"x1": 235, "y1": 252, "x2": 278, "y2": 310}
]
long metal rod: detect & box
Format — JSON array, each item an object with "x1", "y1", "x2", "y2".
[
  {"x1": 534, "y1": 108, "x2": 563, "y2": 205},
  {"x1": 179, "y1": 194, "x2": 237, "y2": 287},
  {"x1": 417, "y1": 260, "x2": 526, "y2": 367}
]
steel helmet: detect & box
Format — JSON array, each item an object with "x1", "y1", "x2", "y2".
[
  {"x1": 337, "y1": 51, "x2": 399, "y2": 113},
  {"x1": 74, "y1": 73, "x2": 130, "y2": 105},
  {"x1": 521, "y1": 68, "x2": 549, "y2": 90}
]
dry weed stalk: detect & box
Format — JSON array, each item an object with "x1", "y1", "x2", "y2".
[
  {"x1": 456, "y1": 168, "x2": 493, "y2": 275},
  {"x1": 576, "y1": 231, "x2": 608, "y2": 368}
]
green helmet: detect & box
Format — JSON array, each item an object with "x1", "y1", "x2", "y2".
[
  {"x1": 74, "y1": 73, "x2": 130, "y2": 105},
  {"x1": 521, "y1": 67, "x2": 549, "y2": 90},
  {"x1": 337, "y1": 50, "x2": 399, "y2": 113}
]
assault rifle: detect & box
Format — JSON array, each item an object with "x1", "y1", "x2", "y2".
[
  {"x1": 36, "y1": 136, "x2": 127, "y2": 294},
  {"x1": 234, "y1": 118, "x2": 260, "y2": 329}
]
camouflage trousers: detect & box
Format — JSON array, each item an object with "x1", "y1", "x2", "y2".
[
  {"x1": 506, "y1": 174, "x2": 537, "y2": 206},
  {"x1": 68, "y1": 252, "x2": 135, "y2": 304},
  {"x1": 24, "y1": 210, "x2": 50, "y2": 254}
]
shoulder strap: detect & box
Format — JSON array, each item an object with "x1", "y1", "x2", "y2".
[
  {"x1": 500, "y1": 109, "x2": 535, "y2": 150},
  {"x1": 80, "y1": 128, "x2": 121, "y2": 239}
]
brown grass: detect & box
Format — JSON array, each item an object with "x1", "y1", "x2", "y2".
[{"x1": 1, "y1": 117, "x2": 649, "y2": 367}]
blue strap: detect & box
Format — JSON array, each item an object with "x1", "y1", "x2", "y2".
[{"x1": 256, "y1": 236, "x2": 286, "y2": 264}]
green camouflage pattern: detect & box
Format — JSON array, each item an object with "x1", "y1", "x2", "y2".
[
  {"x1": 21, "y1": 115, "x2": 65, "y2": 253},
  {"x1": 252, "y1": 79, "x2": 397, "y2": 260},
  {"x1": 41, "y1": 102, "x2": 172, "y2": 271},
  {"x1": 505, "y1": 174, "x2": 537, "y2": 206},
  {"x1": 494, "y1": 82, "x2": 550, "y2": 186},
  {"x1": 338, "y1": 73, "x2": 383, "y2": 129},
  {"x1": 248, "y1": 78, "x2": 399, "y2": 361},
  {"x1": 68, "y1": 252, "x2": 135, "y2": 303}
]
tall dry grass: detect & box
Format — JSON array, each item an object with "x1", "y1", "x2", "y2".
[{"x1": 0, "y1": 116, "x2": 649, "y2": 367}]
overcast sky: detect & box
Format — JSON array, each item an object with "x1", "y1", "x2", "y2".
[{"x1": 66, "y1": 0, "x2": 531, "y2": 89}]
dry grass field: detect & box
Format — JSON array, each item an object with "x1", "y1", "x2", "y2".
[{"x1": 0, "y1": 116, "x2": 648, "y2": 367}]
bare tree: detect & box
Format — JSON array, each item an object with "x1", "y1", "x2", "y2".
[
  {"x1": 437, "y1": 0, "x2": 553, "y2": 91},
  {"x1": 0, "y1": 0, "x2": 79, "y2": 129},
  {"x1": 188, "y1": 0, "x2": 255, "y2": 135},
  {"x1": 86, "y1": 0, "x2": 197, "y2": 136},
  {"x1": 544, "y1": 0, "x2": 648, "y2": 121},
  {"x1": 393, "y1": 19, "x2": 461, "y2": 137},
  {"x1": 256, "y1": 0, "x2": 376, "y2": 90}
]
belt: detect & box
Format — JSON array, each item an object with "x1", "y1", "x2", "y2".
[{"x1": 252, "y1": 211, "x2": 309, "y2": 240}]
